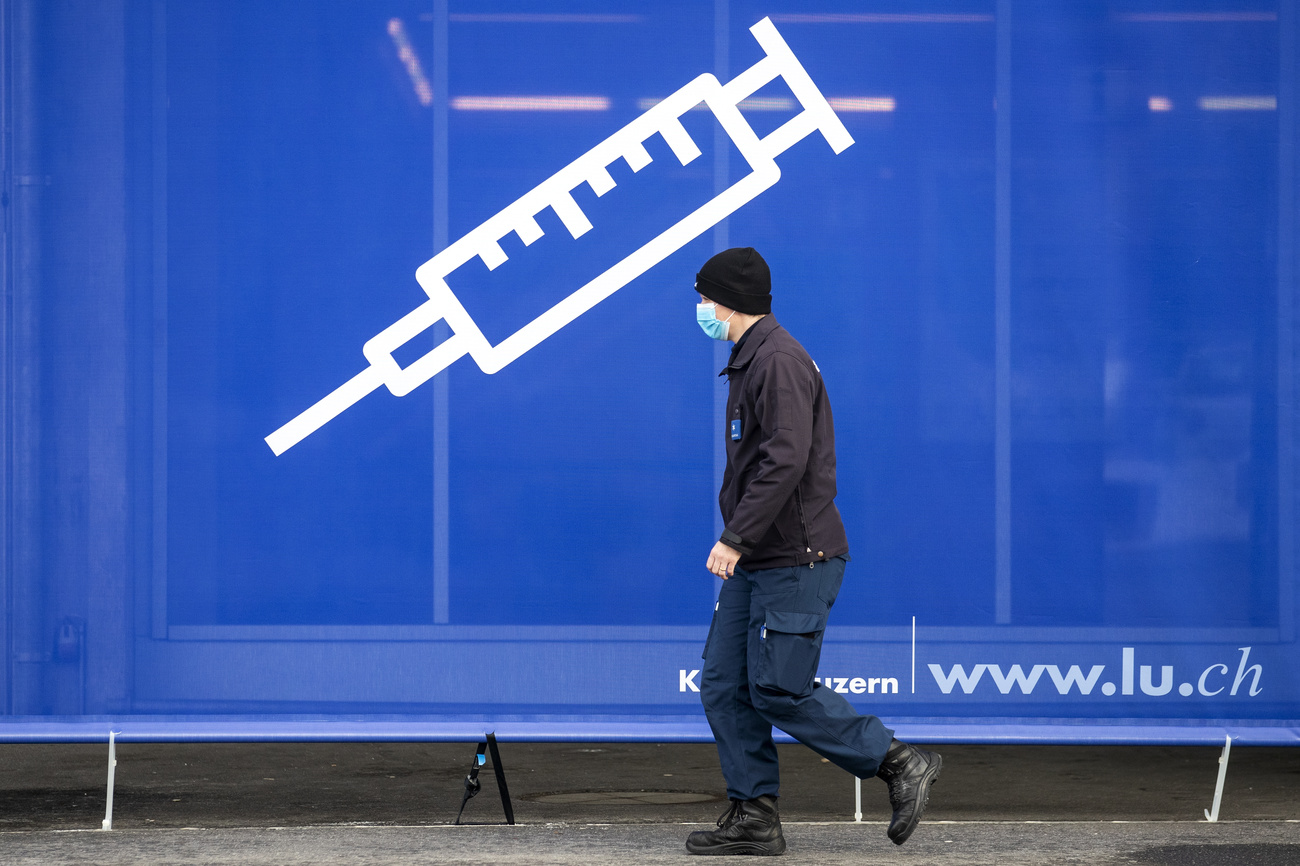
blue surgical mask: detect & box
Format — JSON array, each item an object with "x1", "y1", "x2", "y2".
[{"x1": 696, "y1": 303, "x2": 735, "y2": 341}]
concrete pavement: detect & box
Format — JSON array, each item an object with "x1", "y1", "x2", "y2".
[
  {"x1": 2, "y1": 742, "x2": 1298, "y2": 863},
  {"x1": 3, "y1": 821, "x2": 1299, "y2": 865}
]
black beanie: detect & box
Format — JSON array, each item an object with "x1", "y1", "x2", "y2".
[{"x1": 696, "y1": 247, "x2": 772, "y2": 315}]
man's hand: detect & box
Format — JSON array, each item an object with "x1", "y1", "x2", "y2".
[{"x1": 706, "y1": 541, "x2": 742, "y2": 579}]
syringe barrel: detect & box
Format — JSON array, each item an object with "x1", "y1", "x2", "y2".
[
  {"x1": 266, "y1": 16, "x2": 853, "y2": 454},
  {"x1": 389, "y1": 19, "x2": 852, "y2": 383}
]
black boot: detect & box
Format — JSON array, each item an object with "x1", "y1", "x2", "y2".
[
  {"x1": 685, "y1": 794, "x2": 786, "y2": 856},
  {"x1": 875, "y1": 739, "x2": 942, "y2": 845}
]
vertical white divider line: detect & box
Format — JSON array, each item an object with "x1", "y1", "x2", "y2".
[
  {"x1": 101, "y1": 731, "x2": 119, "y2": 830},
  {"x1": 711, "y1": 0, "x2": 730, "y2": 602},
  {"x1": 150, "y1": 0, "x2": 169, "y2": 640},
  {"x1": 854, "y1": 775, "x2": 862, "y2": 822},
  {"x1": 432, "y1": 0, "x2": 451, "y2": 624},
  {"x1": 713, "y1": 0, "x2": 730, "y2": 235},
  {"x1": 911, "y1": 616, "x2": 916, "y2": 694},
  {"x1": 713, "y1": 0, "x2": 729, "y2": 245},
  {"x1": 1278, "y1": 0, "x2": 1296, "y2": 642},
  {"x1": 1204, "y1": 734, "x2": 1232, "y2": 822},
  {"x1": 993, "y1": 0, "x2": 1013, "y2": 625}
]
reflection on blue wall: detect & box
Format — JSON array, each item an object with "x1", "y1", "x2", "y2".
[{"x1": 4, "y1": 1, "x2": 1297, "y2": 739}]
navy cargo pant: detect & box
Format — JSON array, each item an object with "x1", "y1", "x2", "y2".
[{"x1": 700, "y1": 556, "x2": 895, "y2": 801}]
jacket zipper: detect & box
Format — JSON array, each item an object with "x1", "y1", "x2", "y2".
[{"x1": 794, "y1": 486, "x2": 813, "y2": 567}]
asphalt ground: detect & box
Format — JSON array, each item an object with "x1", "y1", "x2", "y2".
[{"x1": 2, "y1": 742, "x2": 1298, "y2": 863}]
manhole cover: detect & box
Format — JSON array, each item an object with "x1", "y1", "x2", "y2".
[{"x1": 529, "y1": 791, "x2": 719, "y2": 805}]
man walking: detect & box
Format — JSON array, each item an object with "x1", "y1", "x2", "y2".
[{"x1": 687, "y1": 247, "x2": 942, "y2": 855}]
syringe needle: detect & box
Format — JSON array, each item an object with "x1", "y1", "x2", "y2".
[{"x1": 265, "y1": 365, "x2": 385, "y2": 456}]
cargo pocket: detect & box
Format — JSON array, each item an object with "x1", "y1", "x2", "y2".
[{"x1": 754, "y1": 610, "x2": 827, "y2": 696}]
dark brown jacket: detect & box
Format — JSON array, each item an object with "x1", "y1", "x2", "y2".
[{"x1": 718, "y1": 316, "x2": 849, "y2": 570}]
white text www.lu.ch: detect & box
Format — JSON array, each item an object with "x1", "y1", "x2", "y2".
[{"x1": 928, "y1": 647, "x2": 1263, "y2": 697}]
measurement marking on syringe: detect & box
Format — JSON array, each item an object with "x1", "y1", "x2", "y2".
[
  {"x1": 479, "y1": 240, "x2": 508, "y2": 271},
  {"x1": 659, "y1": 118, "x2": 703, "y2": 164},
  {"x1": 587, "y1": 166, "x2": 617, "y2": 196},
  {"x1": 477, "y1": 128, "x2": 709, "y2": 276},
  {"x1": 266, "y1": 17, "x2": 853, "y2": 455},
  {"x1": 550, "y1": 191, "x2": 593, "y2": 238},
  {"x1": 622, "y1": 141, "x2": 653, "y2": 172},
  {"x1": 515, "y1": 214, "x2": 545, "y2": 246}
]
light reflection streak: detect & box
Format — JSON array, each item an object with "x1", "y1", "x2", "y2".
[
  {"x1": 828, "y1": 96, "x2": 896, "y2": 112},
  {"x1": 1148, "y1": 96, "x2": 1174, "y2": 112},
  {"x1": 637, "y1": 97, "x2": 702, "y2": 112},
  {"x1": 740, "y1": 96, "x2": 796, "y2": 111},
  {"x1": 638, "y1": 95, "x2": 896, "y2": 113},
  {"x1": 771, "y1": 13, "x2": 993, "y2": 24},
  {"x1": 1117, "y1": 12, "x2": 1277, "y2": 23},
  {"x1": 451, "y1": 95, "x2": 612, "y2": 112},
  {"x1": 387, "y1": 18, "x2": 433, "y2": 106},
  {"x1": 449, "y1": 14, "x2": 643, "y2": 24},
  {"x1": 1198, "y1": 95, "x2": 1277, "y2": 111}
]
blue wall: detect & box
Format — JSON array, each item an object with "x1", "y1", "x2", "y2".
[{"x1": 3, "y1": 0, "x2": 1298, "y2": 743}]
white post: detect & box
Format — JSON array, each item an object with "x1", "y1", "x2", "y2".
[
  {"x1": 1203, "y1": 734, "x2": 1232, "y2": 822},
  {"x1": 101, "y1": 730, "x2": 120, "y2": 830},
  {"x1": 854, "y1": 775, "x2": 862, "y2": 822},
  {"x1": 911, "y1": 616, "x2": 916, "y2": 694}
]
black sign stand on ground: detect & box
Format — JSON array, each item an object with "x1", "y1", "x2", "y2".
[{"x1": 454, "y1": 732, "x2": 515, "y2": 825}]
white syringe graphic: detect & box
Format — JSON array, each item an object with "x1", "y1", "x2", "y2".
[{"x1": 266, "y1": 17, "x2": 853, "y2": 455}]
